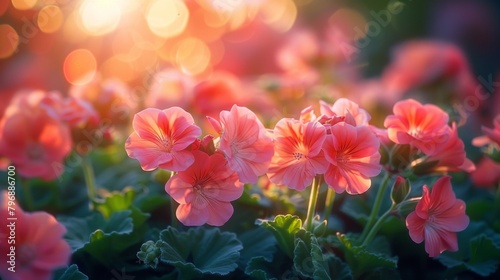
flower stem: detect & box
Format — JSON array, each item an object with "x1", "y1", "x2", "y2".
[
  {"x1": 359, "y1": 173, "x2": 391, "y2": 242},
  {"x1": 323, "y1": 187, "x2": 336, "y2": 223},
  {"x1": 361, "y1": 205, "x2": 395, "y2": 247},
  {"x1": 82, "y1": 156, "x2": 97, "y2": 206},
  {"x1": 169, "y1": 171, "x2": 179, "y2": 228},
  {"x1": 494, "y1": 181, "x2": 500, "y2": 216},
  {"x1": 305, "y1": 175, "x2": 322, "y2": 232},
  {"x1": 21, "y1": 178, "x2": 34, "y2": 211}
]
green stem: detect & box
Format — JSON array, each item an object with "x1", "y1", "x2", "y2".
[
  {"x1": 305, "y1": 175, "x2": 322, "y2": 232},
  {"x1": 494, "y1": 181, "x2": 500, "y2": 216},
  {"x1": 362, "y1": 205, "x2": 395, "y2": 247},
  {"x1": 323, "y1": 187, "x2": 336, "y2": 223},
  {"x1": 359, "y1": 173, "x2": 391, "y2": 241},
  {"x1": 170, "y1": 196, "x2": 179, "y2": 228},
  {"x1": 169, "y1": 171, "x2": 179, "y2": 228},
  {"x1": 82, "y1": 156, "x2": 97, "y2": 205},
  {"x1": 21, "y1": 178, "x2": 34, "y2": 211}
]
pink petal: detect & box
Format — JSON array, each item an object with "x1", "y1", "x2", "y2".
[
  {"x1": 206, "y1": 200, "x2": 234, "y2": 226},
  {"x1": 165, "y1": 175, "x2": 194, "y2": 204},
  {"x1": 406, "y1": 211, "x2": 425, "y2": 244},
  {"x1": 176, "y1": 203, "x2": 209, "y2": 226}
]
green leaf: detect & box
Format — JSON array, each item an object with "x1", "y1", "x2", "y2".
[
  {"x1": 244, "y1": 256, "x2": 279, "y2": 280},
  {"x1": 323, "y1": 253, "x2": 353, "y2": 280},
  {"x1": 57, "y1": 264, "x2": 89, "y2": 280},
  {"x1": 238, "y1": 227, "x2": 277, "y2": 268},
  {"x1": 60, "y1": 209, "x2": 149, "y2": 265},
  {"x1": 336, "y1": 233, "x2": 398, "y2": 278},
  {"x1": 437, "y1": 222, "x2": 500, "y2": 277},
  {"x1": 158, "y1": 227, "x2": 243, "y2": 277},
  {"x1": 293, "y1": 229, "x2": 330, "y2": 280},
  {"x1": 257, "y1": 214, "x2": 302, "y2": 258},
  {"x1": 95, "y1": 188, "x2": 135, "y2": 218}
]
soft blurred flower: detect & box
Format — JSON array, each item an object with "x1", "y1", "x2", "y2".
[
  {"x1": 125, "y1": 107, "x2": 201, "y2": 172},
  {"x1": 323, "y1": 122, "x2": 382, "y2": 194},
  {"x1": 382, "y1": 41, "x2": 477, "y2": 106},
  {"x1": 384, "y1": 99, "x2": 449, "y2": 154},
  {"x1": 470, "y1": 156, "x2": 500, "y2": 188},
  {"x1": 165, "y1": 150, "x2": 243, "y2": 226},
  {"x1": 40, "y1": 92, "x2": 99, "y2": 128},
  {"x1": 276, "y1": 29, "x2": 320, "y2": 85},
  {"x1": 406, "y1": 176, "x2": 469, "y2": 257},
  {"x1": 267, "y1": 118, "x2": 328, "y2": 190},
  {"x1": 191, "y1": 71, "x2": 247, "y2": 118},
  {"x1": 0, "y1": 192, "x2": 71, "y2": 280},
  {"x1": 0, "y1": 91, "x2": 72, "y2": 180},
  {"x1": 208, "y1": 105, "x2": 274, "y2": 183},
  {"x1": 69, "y1": 76, "x2": 135, "y2": 126},
  {"x1": 145, "y1": 68, "x2": 196, "y2": 109},
  {"x1": 472, "y1": 114, "x2": 500, "y2": 148}
]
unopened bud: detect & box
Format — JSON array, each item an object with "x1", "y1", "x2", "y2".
[{"x1": 391, "y1": 176, "x2": 410, "y2": 205}]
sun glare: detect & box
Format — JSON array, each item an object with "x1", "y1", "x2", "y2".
[
  {"x1": 79, "y1": 0, "x2": 123, "y2": 36},
  {"x1": 146, "y1": 0, "x2": 189, "y2": 39}
]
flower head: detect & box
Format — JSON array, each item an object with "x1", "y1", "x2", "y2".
[
  {"x1": 165, "y1": 151, "x2": 243, "y2": 226},
  {"x1": 209, "y1": 105, "x2": 274, "y2": 183},
  {"x1": 0, "y1": 192, "x2": 71, "y2": 280},
  {"x1": 406, "y1": 176, "x2": 469, "y2": 257},
  {"x1": 125, "y1": 107, "x2": 202, "y2": 172},
  {"x1": 384, "y1": 99, "x2": 449, "y2": 154},
  {"x1": 0, "y1": 91, "x2": 72, "y2": 180},
  {"x1": 267, "y1": 118, "x2": 328, "y2": 190},
  {"x1": 413, "y1": 123, "x2": 475, "y2": 174},
  {"x1": 323, "y1": 122, "x2": 382, "y2": 194}
]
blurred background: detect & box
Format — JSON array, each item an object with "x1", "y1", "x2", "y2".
[{"x1": 1, "y1": 0, "x2": 499, "y2": 124}]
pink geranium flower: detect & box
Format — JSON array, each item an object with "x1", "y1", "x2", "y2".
[
  {"x1": 165, "y1": 151, "x2": 243, "y2": 226},
  {"x1": 267, "y1": 118, "x2": 328, "y2": 190},
  {"x1": 414, "y1": 124, "x2": 475, "y2": 174},
  {"x1": 406, "y1": 176, "x2": 469, "y2": 257},
  {"x1": 323, "y1": 122, "x2": 382, "y2": 194},
  {"x1": 384, "y1": 99, "x2": 449, "y2": 154},
  {"x1": 0, "y1": 192, "x2": 71, "y2": 280},
  {"x1": 320, "y1": 98, "x2": 371, "y2": 126},
  {"x1": 208, "y1": 105, "x2": 274, "y2": 183},
  {"x1": 125, "y1": 107, "x2": 201, "y2": 172},
  {"x1": 0, "y1": 91, "x2": 72, "y2": 180}
]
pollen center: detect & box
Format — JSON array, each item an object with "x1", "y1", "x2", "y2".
[
  {"x1": 293, "y1": 152, "x2": 303, "y2": 160},
  {"x1": 336, "y1": 154, "x2": 351, "y2": 164},
  {"x1": 27, "y1": 143, "x2": 45, "y2": 161}
]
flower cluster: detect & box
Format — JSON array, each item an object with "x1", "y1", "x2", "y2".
[
  {"x1": 126, "y1": 96, "x2": 476, "y2": 260},
  {"x1": 382, "y1": 99, "x2": 475, "y2": 175},
  {"x1": 126, "y1": 98, "x2": 383, "y2": 225}
]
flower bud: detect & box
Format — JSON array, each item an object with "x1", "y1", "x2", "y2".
[
  {"x1": 391, "y1": 176, "x2": 410, "y2": 205},
  {"x1": 137, "y1": 240, "x2": 162, "y2": 269}
]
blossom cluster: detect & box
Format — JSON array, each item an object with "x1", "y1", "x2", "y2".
[{"x1": 125, "y1": 96, "x2": 475, "y2": 258}]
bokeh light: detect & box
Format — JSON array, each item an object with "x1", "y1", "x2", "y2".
[
  {"x1": 0, "y1": 24, "x2": 19, "y2": 59},
  {"x1": 146, "y1": 0, "x2": 189, "y2": 39},
  {"x1": 37, "y1": 5, "x2": 64, "y2": 34},
  {"x1": 11, "y1": 0, "x2": 37, "y2": 10},
  {"x1": 63, "y1": 49, "x2": 97, "y2": 85},
  {"x1": 174, "y1": 37, "x2": 211, "y2": 76},
  {"x1": 79, "y1": 0, "x2": 122, "y2": 36},
  {"x1": 260, "y1": 0, "x2": 297, "y2": 32}
]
